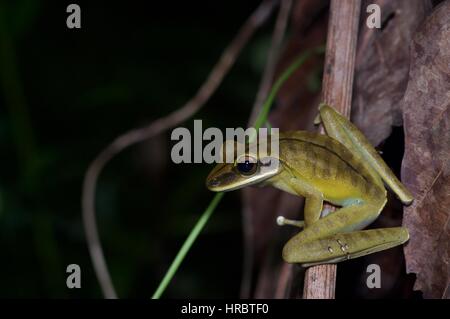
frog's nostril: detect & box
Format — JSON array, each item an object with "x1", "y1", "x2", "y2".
[{"x1": 207, "y1": 178, "x2": 220, "y2": 189}]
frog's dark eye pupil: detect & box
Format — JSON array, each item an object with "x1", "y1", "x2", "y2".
[{"x1": 237, "y1": 158, "x2": 257, "y2": 175}]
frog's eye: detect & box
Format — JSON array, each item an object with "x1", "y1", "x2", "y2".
[{"x1": 236, "y1": 156, "x2": 258, "y2": 176}]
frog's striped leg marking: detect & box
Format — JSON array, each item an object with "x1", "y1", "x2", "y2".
[
  {"x1": 317, "y1": 104, "x2": 413, "y2": 205},
  {"x1": 284, "y1": 227, "x2": 409, "y2": 267}
]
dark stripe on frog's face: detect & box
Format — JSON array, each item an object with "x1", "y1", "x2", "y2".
[
  {"x1": 207, "y1": 171, "x2": 237, "y2": 189},
  {"x1": 206, "y1": 156, "x2": 281, "y2": 192},
  {"x1": 206, "y1": 162, "x2": 244, "y2": 192}
]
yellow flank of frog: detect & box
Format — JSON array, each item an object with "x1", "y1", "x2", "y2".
[{"x1": 206, "y1": 104, "x2": 413, "y2": 267}]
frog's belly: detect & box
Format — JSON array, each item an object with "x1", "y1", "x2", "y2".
[
  {"x1": 313, "y1": 178, "x2": 371, "y2": 207},
  {"x1": 268, "y1": 170, "x2": 384, "y2": 206}
]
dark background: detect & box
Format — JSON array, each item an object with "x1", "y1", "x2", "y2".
[
  {"x1": 0, "y1": 0, "x2": 274, "y2": 298},
  {"x1": 0, "y1": 0, "x2": 430, "y2": 299}
]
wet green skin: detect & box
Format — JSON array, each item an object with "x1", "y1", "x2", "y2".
[{"x1": 206, "y1": 104, "x2": 413, "y2": 267}]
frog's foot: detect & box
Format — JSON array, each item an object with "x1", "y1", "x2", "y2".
[
  {"x1": 276, "y1": 216, "x2": 305, "y2": 229},
  {"x1": 282, "y1": 227, "x2": 409, "y2": 266}
]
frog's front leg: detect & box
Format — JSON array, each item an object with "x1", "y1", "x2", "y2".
[
  {"x1": 277, "y1": 216, "x2": 304, "y2": 229},
  {"x1": 284, "y1": 178, "x2": 324, "y2": 228},
  {"x1": 275, "y1": 179, "x2": 324, "y2": 231},
  {"x1": 303, "y1": 195, "x2": 324, "y2": 227},
  {"x1": 276, "y1": 192, "x2": 323, "y2": 230}
]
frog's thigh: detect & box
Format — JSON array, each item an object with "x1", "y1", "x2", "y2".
[
  {"x1": 317, "y1": 104, "x2": 413, "y2": 204},
  {"x1": 282, "y1": 202, "x2": 384, "y2": 263},
  {"x1": 283, "y1": 227, "x2": 409, "y2": 266}
]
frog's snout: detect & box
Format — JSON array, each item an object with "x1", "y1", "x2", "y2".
[
  {"x1": 206, "y1": 177, "x2": 221, "y2": 191},
  {"x1": 206, "y1": 163, "x2": 235, "y2": 192}
]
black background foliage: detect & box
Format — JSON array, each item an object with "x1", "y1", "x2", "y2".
[{"x1": 0, "y1": 0, "x2": 271, "y2": 298}]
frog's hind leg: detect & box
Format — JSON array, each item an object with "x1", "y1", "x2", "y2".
[
  {"x1": 317, "y1": 104, "x2": 413, "y2": 205},
  {"x1": 285, "y1": 227, "x2": 409, "y2": 267},
  {"x1": 281, "y1": 200, "x2": 403, "y2": 264}
]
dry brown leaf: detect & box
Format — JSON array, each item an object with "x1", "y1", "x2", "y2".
[
  {"x1": 353, "y1": 0, "x2": 431, "y2": 146},
  {"x1": 402, "y1": 0, "x2": 450, "y2": 299}
]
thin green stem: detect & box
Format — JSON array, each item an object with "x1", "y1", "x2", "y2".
[
  {"x1": 151, "y1": 45, "x2": 324, "y2": 299},
  {"x1": 152, "y1": 192, "x2": 224, "y2": 299},
  {"x1": 253, "y1": 46, "x2": 325, "y2": 130}
]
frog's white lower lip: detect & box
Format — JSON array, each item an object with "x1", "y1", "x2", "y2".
[
  {"x1": 207, "y1": 176, "x2": 252, "y2": 192},
  {"x1": 206, "y1": 181, "x2": 243, "y2": 192}
]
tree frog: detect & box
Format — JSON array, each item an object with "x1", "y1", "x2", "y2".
[{"x1": 206, "y1": 104, "x2": 413, "y2": 267}]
